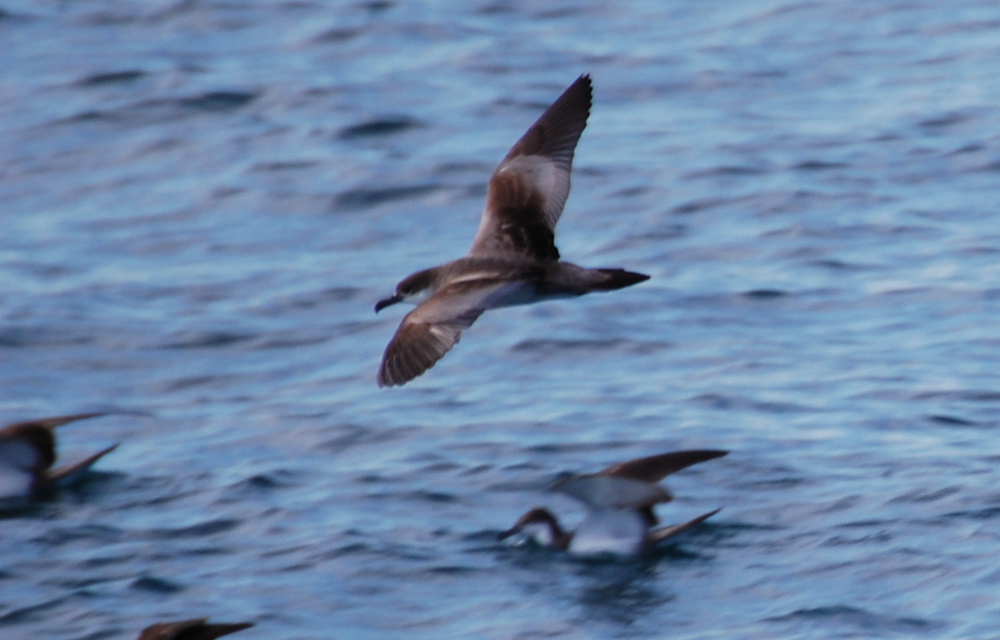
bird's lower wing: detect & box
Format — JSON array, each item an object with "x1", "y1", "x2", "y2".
[
  {"x1": 648, "y1": 508, "x2": 721, "y2": 546},
  {"x1": 377, "y1": 317, "x2": 479, "y2": 387},
  {"x1": 45, "y1": 443, "x2": 119, "y2": 486},
  {"x1": 377, "y1": 280, "x2": 524, "y2": 387}
]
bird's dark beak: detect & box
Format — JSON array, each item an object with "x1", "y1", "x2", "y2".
[{"x1": 375, "y1": 295, "x2": 402, "y2": 313}]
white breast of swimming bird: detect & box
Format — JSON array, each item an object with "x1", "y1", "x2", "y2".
[
  {"x1": 0, "y1": 441, "x2": 38, "y2": 499},
  {"x1": 0, "y1": 466, "x2": 33, "y2": 499},
  {"x1": 520, "y1": 521, "x2": 558, "y2": 547},
  {"x1": 569, "y1": 508, "x2": 648, "y2": 556}
]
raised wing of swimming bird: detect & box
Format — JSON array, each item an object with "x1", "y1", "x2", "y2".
[
  {"x1": 600, "y1": 449, "x2": 729, "y2": 483},
  {"x1": 648, "y1": 508, "x2": 721, "y2": 546}
]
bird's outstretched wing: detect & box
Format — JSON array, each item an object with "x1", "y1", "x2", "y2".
[
  {"x1": 377, "y1": 279, "x2": 527, "y2": 387},
  {"x1": 600, "y1": 450, "x2": 729, "y2": 483},
  {"x1": 469, "y1": 75, "x2": 592, "y2": 262},
  {"x1": 648, "y1": 508, "x2": 721, "y2": 546}
]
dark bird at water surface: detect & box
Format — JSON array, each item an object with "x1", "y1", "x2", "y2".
[
  {"x1": 0, "y1": 412, "x2": 118, "y2": 500},
  {"x1": 499, "y1": 449, "x2": 727, "y2": 556}
]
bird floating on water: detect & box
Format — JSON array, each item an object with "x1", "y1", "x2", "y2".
[
  {"x1": 375, "y1": 75, "x2": 649, "y2": 387},
  {"x1": 499, "y1": 449, "x2": 727, "y2": 556},
  {"x1": 136, "y1": 617, "x2": 254, "y2": 640},
  {"x1": 0, "y1": 413, "x2": 118, "y2": 500}
]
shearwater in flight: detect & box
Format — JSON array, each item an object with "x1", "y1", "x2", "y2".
[{"x1": 375, "y1": 75, "x2": 649, "y2": 387}]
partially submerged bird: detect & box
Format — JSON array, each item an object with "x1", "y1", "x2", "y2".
[
  {"x1": 0, "y1": 413, "x2": 118, "y2": 500},
  {"x1": 136, "y1": 618, "x2": 254, "y2": 640},
  {"x1": 499, "y1": 449, "x2": 727, "y2": 556},
  {"x1": 375, "y1": 74, "x2": 649, "y2": 387}
]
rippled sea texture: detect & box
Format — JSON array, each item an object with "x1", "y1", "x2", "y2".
[{"x1": 3, "y1": 1, "x2": 1000, "y2": 638}]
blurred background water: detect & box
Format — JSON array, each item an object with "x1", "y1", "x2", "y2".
[{"x1": 2, "y1": 0, "x2": 1000, "y2": 638}]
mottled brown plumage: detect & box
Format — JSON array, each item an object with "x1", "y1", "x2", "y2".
[{"x1": 376, "y1": 75, "x2": 649, "y2": 387}]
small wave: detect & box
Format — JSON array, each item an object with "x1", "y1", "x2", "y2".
[
  {"x1": 765, "y1": 605, "x2": 941, "y2": 634},
  {"x1": 793, "y1": 160, "x2": 848, "y2": 171},
  {"x1": 685, "y1": 165, "x2": 769, "y2": 178},
  {"x1": 0, "y1": 598, "x2": 69, "y2": 625},
  {"x1": 77, "y1": 70, "x2": 146, "y2": 87},
  {"x1": 912, "y1": 390, "x2": 1000, "y2": 403},
  {"x1": 741, "y1": 289, "x2": 787, "y2": 299},
  {"x1": 918, "y1": 112, "x2": 971, "y2": 129},
  {"x1": 926, "y1": 414, "x2": 980, "y2": 427},
  {"x1": 337, "y1": 116, "x2": 423, "y2": 140},
  {"x1": 689, "y1": 393, "x2": 812, "y2": 414},
  {"x1": 670, "y1": 198, "x2": 728, "y2": 214},
  {"x1": 57, "y1": 90, "x2": 258, "y2": 126},
  {"x1": 146, "y1": 518, "x2": 241, "y2": 539},
  {"x1": 177, "y1": 91, "x2": 257, "y2": 112},
  {"x1": 160, "y1": 331, "x2": 258, "y2": 349},
  {"x1": 511, "y1": 338, "x2": 629, "y2": 355},
  {"x1": 248, "y1": 160, "x2": 320, "y2": 172},
  {"x1": 334, "y1": 184, "x2": 440, "y2": 210},
  {"x1": 130, "y1": 575, "x2": 183, "y2": 594},
  {"x1": 311, "y1": 27, "x2": 362, "y2": 43}
]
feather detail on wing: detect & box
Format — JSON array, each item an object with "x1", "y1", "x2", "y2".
[
  {"x1": 469, "y1": 75, "x2": 592, "y2": 261},
  {"x1": 377, "y1": 280, "x2": 527, "y2": 387}
]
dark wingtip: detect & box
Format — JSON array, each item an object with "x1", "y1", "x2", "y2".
[
  {"x1": 376, "y1": 361, "x2": 411, "y2": 388},
  {"x1": 137, "y1": 619, "x2": 255, "y2": 640},
  {"x1": 45, "y1": 442, "x2": 119, "y2": 485},
  {"x1": 3, "y1": 412, "x2": 107, "y2": 432}
]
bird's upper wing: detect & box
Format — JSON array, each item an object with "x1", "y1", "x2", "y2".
[
  {"x1": 1, "y1": 412, "x2": 106, "y2": 432},
  {"x1": 553, "y1": 474, "x2": 671, "y2": 510},
  {"x1": 377, "y1": 279, "x2": 528, "y2": 387},
  {"x1": 468, "y1": 75, "x2": 592, "y2": 262},
  {"x1": 600, "y1": 450, "x2": 729, "y2": 484}
]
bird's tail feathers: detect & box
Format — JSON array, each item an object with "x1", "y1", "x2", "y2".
[{"x1": 593, "y1": 268, "x2": 650, "y2": 291}]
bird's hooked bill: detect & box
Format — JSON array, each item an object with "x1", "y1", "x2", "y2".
[{"x1": 375, "y1": 295, "x2": 402, "y2": 313}]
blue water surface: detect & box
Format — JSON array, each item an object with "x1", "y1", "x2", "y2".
[{"x1": 3, "y1": 1, "x2": 1000, "y2": 638}]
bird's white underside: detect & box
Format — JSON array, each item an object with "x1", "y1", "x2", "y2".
[{"x1": 570, "y1": 508, "x2": 648, "y2": 555}]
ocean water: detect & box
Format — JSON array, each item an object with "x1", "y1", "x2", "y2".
[{"x1": 3, "y1": 0, "x2": 1000, "y2": 638}]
